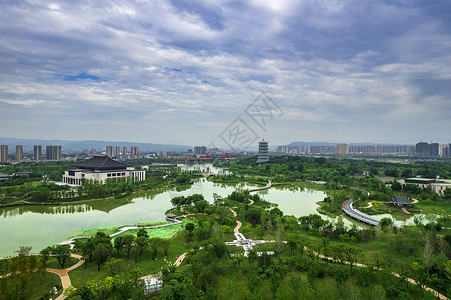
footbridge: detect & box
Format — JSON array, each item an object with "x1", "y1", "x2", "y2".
[{"x1": 342, "y1": 199, "x2": 400, "y2": 228}]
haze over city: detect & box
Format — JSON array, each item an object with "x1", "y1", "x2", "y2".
[{"x1": 1, "y1": 1, "x2": 450, "y2": 146}]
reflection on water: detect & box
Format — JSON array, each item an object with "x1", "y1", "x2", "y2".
[
  {"x1": 1, "y1": 163, "x2": 435, "y2": 257},
  {"x1": 0, "y1": 203, "x2": 93, "y2": 217},
  {"x1": 0, "y1": 167, "x2": 261, "y2": 257}
]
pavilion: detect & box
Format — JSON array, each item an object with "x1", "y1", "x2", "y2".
[
  {"x1": 62, "y1": 155, "x2": 146, "y2": 185},
  {"x1": 388, "y1": 196, "x2": 412, "y2": 207}
]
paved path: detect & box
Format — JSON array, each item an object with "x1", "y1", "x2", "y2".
[
  {"x1": 170, "y1": 182, "x2": 448, "y2": 299},
  {"x1": 230, "y1": 209, "x2": 242, "y2": 233},
  {"x1": 402, "y1": 207, "x2": 411, "y2": 214},
  {"x1": 248, "y1": 181, "x2": 272, "y2": 192},
  {"x1": 342, "y1": 199, "x2": 381, "y2": 226},
  {"x1": 174, "y1": 252, "x2": 187, "y2": 267},
  {"x1": 58, "y1": 216, "x2": 185, "y2": 248},
  {"x1": 361, "y1": 201, "x2": 373, "y2": 208},
  {"x1": 46, "y1": 254, "x2": 85, "y2": 300},
  {"x1": 342, "y1": 199, "x2": 400, "y2": 229}
]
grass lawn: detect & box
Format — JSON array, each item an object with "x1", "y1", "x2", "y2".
[
  {"x1": 69, "y1": 232, "x2": 193, "y2": 288},
  {"x1": 70, "y1": 225, "x2": 124, "y2": 238},
  {"x1": 1, "y1": 272, "x2": 63, "y2": 300},
  {"x1": 111, "y1": 218, "x2": 196, "y2": 242},
  {"x1": 415, "y1": 200, "x2": 451, "y2": 215},
  {"x1": 27, "y1": 272, "x2": 63, "y2": 300},
  {"x1": 46, "y1": 256, "x2": 80, "y2": 269}
]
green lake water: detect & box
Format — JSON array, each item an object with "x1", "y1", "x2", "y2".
[
  {"x1": 0, "y1": 164, "x2": 424, "y2": 257},
  {"x1": 0, "y1": 175, "x2": 328, "y2": 257}
]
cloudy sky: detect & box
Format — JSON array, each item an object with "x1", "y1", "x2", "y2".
[{"x1": 1, "y1": 0, "x2": 450, "y2": 147}]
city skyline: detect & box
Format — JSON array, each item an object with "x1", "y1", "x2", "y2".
[{"x1": 1, "y1": 1, "x2": 451, "y2": 146}]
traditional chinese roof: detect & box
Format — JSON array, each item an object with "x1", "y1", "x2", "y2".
[
  {"x1": 389, "y1": 196, "x2": 412, "y2": 205},
  {"x1": 73, "y1": 155, "x2": 128, "y2": 170}
]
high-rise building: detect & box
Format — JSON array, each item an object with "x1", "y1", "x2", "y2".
[
  {"x1": 123, "y1": 146, "x2": 127, "y2": 157},
  {"x1": 415, "y1": 142, "x2": 431, "y2": 157},
  {"x1": 90, "y1": 149, "x2": 97, "y2": 155},
  {"x1": 106, "y1": 146, "x2": 114, "y2": 157},
  {"x1": 157, "y1": 150, "x2": 160, "y2": 156},
  {"x1": 194, "y1": 146, "x2": 207, "y2": 155},
  {"x1": 443, "y1": 146, "x2": 449, "y2": 157},
  {"x1": 131, "y1": 146, "x2": 139, "y2": 157},
  {"x1": 46, "y1": 145, "x2": 61, "y2": 161},
  {"x1": 430, "y1": 143, "x2": 439, "y2": 157},
  {"x1": 34, "y1": 145, "x2": 42, "y2": 161},
  {"x1": 256, "y1": 139, "x2": 269, "y2": 163},
  {"x1": 0, "y1": 145, "x2": 8, "y2": 163},
  {"x1": 115, "y1": 146, "x2": 120, "y2": 157},
  {"x1": 334, "y1": 144, "x2": 348, "y2": 155},
  {"x1": 163, "y1": 150, "x2": 167, "y2": 157},
  {"x1": 15, "y1": 145, "x2": 23, "y2": 161}
]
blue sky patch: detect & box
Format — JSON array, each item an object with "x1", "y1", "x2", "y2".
[{"x1": 63, "y1": 72, "x2": 101, "y2": 81}]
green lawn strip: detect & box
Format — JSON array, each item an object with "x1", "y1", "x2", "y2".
[
  {"x1": 46, "y1": 256, "x2": 80, "y2": 269},
  {"x1": 69, "y1": 226, "x2": 124, "y2": 238},
  {"x1": 69, "y1": 233, "x2": 192, "y2": 288},
  {"x1": 110, "y1": 218, "x2": 196, "y2": 242},
  {"x1": 68, "y1": 220, "x2": 188, "y2": 239},
  {"x1": 415, "y1": 200, "x2": 451, "y2": 215}
]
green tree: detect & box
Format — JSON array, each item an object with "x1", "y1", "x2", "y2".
[
  {"x1": 270, "y1": 270, "x2": 281, "y2": 299},
  {"x1": 161, "y1": 239, "x2": 170, "y2": 257},
  {"x1": 149, "y1": 237, "x2": 161, "y2": 260},
  {"x1": 247, "y1": 274, "x2": 261, "y2": 295},
  {"x1": 122, "y1": 235, "x2": 135, "y2": 258},
  {"x1": 333, "y1": 265, "x2": 350, "y2": 298},
  {"x1": 289, "y1": 273, "x2": 302, "y2": 300},
  {"x1": 307, "y1": 262, "x2": 319, "y2": 298},
  {"x1": 135, "y1": 236, "x2": 149, "y2": 261},
  {"x1": 53, "y1": 245, "x2": 71, "y2": 268},
  {"x1": 105, "y1": 258, "x2": 127, "y2": 276},
  {"x1": 93, "y1": 243, "x2": 110, "y2": 271},
  {"x1": 137, "y1": 228, "x2": 149, "y2": 239},
  {"x1": 210, "y1": 238, "x2": 227, "y2": 263},
  {"x1": 113, "y1": 236, "x2": 125, "y2": 256},
  {"x1": 87, "y1": 277, "x2": 114, "y2": 300}
]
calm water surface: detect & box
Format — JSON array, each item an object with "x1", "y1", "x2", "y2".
[
  {"x1": 0, "y1": 170, "x2": 328, "y2": 257},
  {"x1": 2, "y1": 164, "x2": 420, "y2": 257}
]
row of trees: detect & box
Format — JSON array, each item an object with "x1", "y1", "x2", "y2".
[{"x1": 0, "y1": 247, "x2": 48, "y2": 299}]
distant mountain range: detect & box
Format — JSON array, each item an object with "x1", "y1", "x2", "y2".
[{"x1": 0, "y1": 137, "x2": 191, "y2": 153}]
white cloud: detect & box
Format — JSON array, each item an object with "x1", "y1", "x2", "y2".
[{"x1": 0, "y1": 0, "x2": 450, "y2": 144}]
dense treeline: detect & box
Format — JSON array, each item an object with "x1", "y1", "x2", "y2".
[
  {"x1": 213, "y1": 156, "x2": 451, "y2": 202},
  {"x1": 0, "y1": 169, "x2": 200, "y2": 205},
  {"x1": 215, "y1": 156, "x2": 451, "y2": 182},
  {"x1": 158, "y1": 190, "x2": 451, "y2": 299}
]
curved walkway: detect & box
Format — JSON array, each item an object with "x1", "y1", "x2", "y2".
[
  {"x1": 170, "y1": 182, "x2": 447, "y2": 299},
  {"x1": 361, "y1": 201, "x2": 373, "y2": 208},
  {"x1": 248, "y1": 181, "x2": 272, "y2": 192},
  {"x1": 342, "y1": 199, "x2": 400, "y2": 229},
  {"x1": 230, "y1": 209, "x2": 242, "y2": 233},
  {"x1": 342, "y1": 199, "x2": 380, "y2": 226},
  {"x1": 58, "y1": 215, "x2": 186, "y2": 248},
  {"x1": 46, "y1": 254, "x2": 85, "y2": 300}
]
